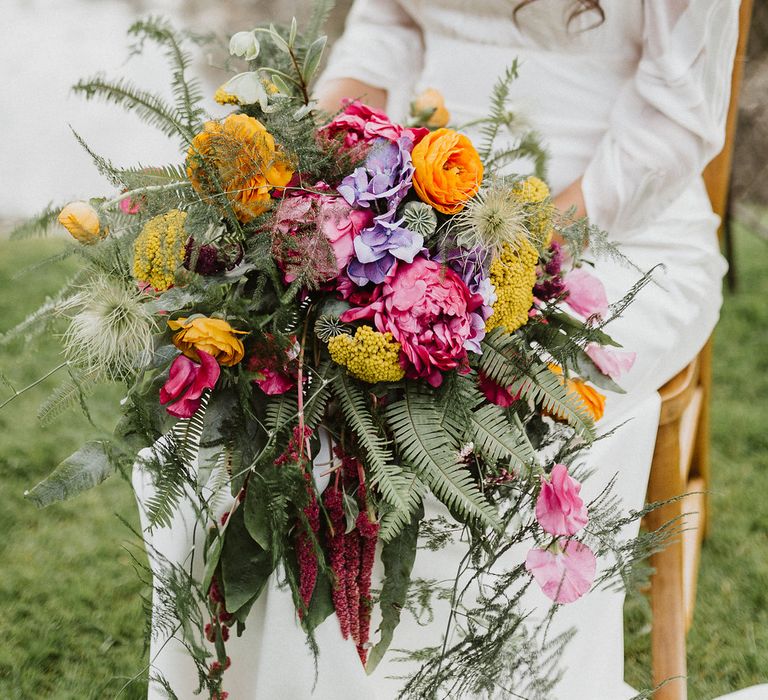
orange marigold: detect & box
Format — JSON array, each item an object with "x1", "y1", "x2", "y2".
[
  {"x1": 411, "y1": 128, "x2": 483, "y2": 215},
  {"x1": 186, "y1": 113, "x2": 293, "y2": 223},
  {"x1": 548, "y1": 364, "x2": 606, "y2": 422}
]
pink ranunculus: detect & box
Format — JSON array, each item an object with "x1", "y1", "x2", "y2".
[
  {"x1": 479, "y1": 373, "x2": 521, "y2": 408},
  {"x1": 274, "y1": 189, "x2": 374, "y2": 281},
  {"x1": 525, "y1": 540, "x2": 597, "y2": 604},
  {"x1": 535, "y1": 464, "x2": 588, "y2": 536},
  {"x1": 160, "y1": 351, "x2": 220, "y2": 418},
  {"x1": 341, "y1": 256, "x2": 485, "y2": 387},
  {"x1": 320, "y1": 99, "x2": 428, "y2": 148},
  {"x1": 564, "y1": 267, "x2": 609, "y2": 319},
  {"x1": 585, "y1": 343, "x2": 637, "y2": 381}
]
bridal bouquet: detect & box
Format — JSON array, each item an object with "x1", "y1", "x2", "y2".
[{"x1": 4, "y1": 7, "x2": 650, "y2": 698}]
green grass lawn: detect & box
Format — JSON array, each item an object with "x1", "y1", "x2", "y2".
[{"x1": 0, "y1": 228, "x2": 766, "y2": 699}]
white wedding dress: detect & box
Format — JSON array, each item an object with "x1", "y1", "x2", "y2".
[{"x1": 133, "y1": 1, "x2": 768, "y2": 698}]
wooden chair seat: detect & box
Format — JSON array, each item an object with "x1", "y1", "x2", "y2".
[{"x1": 643, "y1": 2, "x2": 754, "y2": 698}]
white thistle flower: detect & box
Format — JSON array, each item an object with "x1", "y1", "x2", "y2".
[
  {"x1": 454, "y1": 183, "x2": 530, "y2": 258},
  {"x1": 63, "y1": 275, "x2": 157, "y2": 380}
]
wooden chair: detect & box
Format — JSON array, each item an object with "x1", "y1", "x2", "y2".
[{"x1": 644, "y1": 2, "x2": 754, "y2": 699}]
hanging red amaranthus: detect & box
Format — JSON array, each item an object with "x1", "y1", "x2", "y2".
[{"x1": 322, "y1": 482, "x2": 350, "y2": 638}]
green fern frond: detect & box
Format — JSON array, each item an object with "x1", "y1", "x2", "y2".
[
  {"x1": 477, "y1": 61, "x2": 520, "y2": 161},
  {"x1": 303, "y1": 361, "x2": 333, "y2": 430},
  {"x1": 385, "y1": 385, "x2": 500, "y2": 531},
  {"x1": 510, "y1": 363, "x2": 596, "y2": 440},
  {"x1": 141, "y1": 443, "x2": 191, "y2": 531},
  {"x1": 331, "y1": 371, "x2": 415, "y2": 516},
  {"x1": 478, "y1": 328, "x2": 529, "y2": 387},
  {"x1": 470, "y1": 403, "x2": 535, "y2": 472},
  {"x1": 487, "y1": 131, "x2": 549, "y2": 180},
  {"x1": 73, "y1": 75, "x2": 189, "y2": 143},
  {"x1": 127, "y1": 17, "x2": 206, "y2": 134},
  {"x1": 172, "y1": 391, "x2": 210, "y2": 471},
  {"x1": 8, "y1": 203, "x2": 66, "y2": 240},
  {"x1": 306, "y1": 0, "x2": 336, "y2": 41},
  {"x1": 264, "y1": 393, "x2": 299, "y2": 437},
  {"x1": 37, "y1": 367, "x2": 102, "y2": 426},
  {"x1": 378, "y1": 470, "x2": 427, "y2": 542}
]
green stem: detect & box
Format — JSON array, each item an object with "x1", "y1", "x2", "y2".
[{"x1": 0, "y1": 362, "x2": 69, "y2": 411}]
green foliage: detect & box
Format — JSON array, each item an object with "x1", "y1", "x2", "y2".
[
  {"x1": 470, "y1": 402, "x2": 535, "y2": 472},
  {"x1": 24, "y1": 440, "x2": 116, "y2": 508},
  {"x1": 385, "y1": 384, "x2": 500, "y2": 531}
]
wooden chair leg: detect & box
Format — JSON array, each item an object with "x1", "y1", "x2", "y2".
[
  {"x1": 690, "y1": 339, "x2": 712, "y2": 539},
  {"x1": 647, "y1": 420, "x2": 688, "y2": 700}
]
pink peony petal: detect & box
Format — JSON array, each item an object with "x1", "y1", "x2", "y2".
[
  {"x1": 564, "y1": 268, "x2": 609, "y2": 319},
  {"x1": 526, "y1": 540, "x2": 597, "y2": 604},
  {"x1": 585, "y1": 343, "x2": 636, "y2": 381},
  {"x1": 535, "y1": 464, "x2": 589, "y2": 536}
]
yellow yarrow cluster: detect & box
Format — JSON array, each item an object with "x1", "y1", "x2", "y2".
[
  {"x1": 133, "y1": 210, "x2": 188, "y2": 291},
  {"x1": 512, "y1": 176, "x2": 554, "y2": 248},
  {"x1": 214, "y1": 86, "x2": 239, "y2": 105},
  {"x1": 327, "y1": 326, "x2": 405, "y2": 383},
  {"x1": 486, "y1": 239, "x2": 539, "y2": 334}
]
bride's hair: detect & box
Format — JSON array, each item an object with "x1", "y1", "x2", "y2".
[{"x1": 513, "y1": 0, "x2": 605, "y2": 27}]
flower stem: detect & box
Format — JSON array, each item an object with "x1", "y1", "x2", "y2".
[{"x1": 0, "y1": 362, "x2": 69, "y2": 411}]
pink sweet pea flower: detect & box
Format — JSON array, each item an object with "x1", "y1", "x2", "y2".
[
  {"x1": 119, "y1": 196, "x2": 143, "y2": 215},
  {"x1": 535, "y1": 464, "x2": 588, "y2": 536},
  {"x1": 160, "y1": 351, "x2": 220, "y2": 418},
  {"x1": 564, "y1": 268, "x2": 609, "y2": 319},
  {"x1": 585, "y1": 343, "x2": 636, "y2": 381},
  {"x1": 479, "y1": 373, "x2": 521, "y2": 408},
  {"x1": 525, "y1": 540, "x2": 597, "y2": 604},
  {"x1": 320, "y1": 99, "x2": 428, "y2": 148}
]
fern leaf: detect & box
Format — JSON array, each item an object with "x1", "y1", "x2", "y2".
[
  {"x1": 303, "y1": 361, "x2": 333, "y2": 430},
  {"x1": 265, "y1": 393, "x2": 299, "y2": 436},
  {"x1": 470, "y1": 403, "x2": 535, "y2": 471},
  {"x1": 171, "y1": 391, "x2": 210, "y2": 471},
  {"x1": 306, "y1": 0, "x2": 336, "y2": 41},
  {"x1": 37, "y1": 368, "x2": 101, "y2": 426},
  {"x1": 385, "y1": 385, "x2": 499, "y2": 531},
  {"x1": 73, "y1": 75, "x2": 189, "y2": 142},
  {"x1": 331, "y1": 371, "x2": 415, "y2": 516},
  {"x1": 8, "y1": 203, "x2": 66, "y2": 240},
  {"x1": 478, "y1": 328, "x2": 528, "y2": 387},
  {"x1": 510, "y1": 364, "x2": 596, "y2": 440},
  {"x1": 378, "y1": 470, "x2": 427, "y2": 542}
]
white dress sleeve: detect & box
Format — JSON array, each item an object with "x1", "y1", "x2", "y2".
[
  {"x1": 317, "y1": 0, "x2": 424, "y2": 116},
  {"x1": 581, "y1": 0, "x2": 740, "y2": 237}
]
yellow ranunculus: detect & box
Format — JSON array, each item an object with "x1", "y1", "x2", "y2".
[
  {"x1": 411, "y1": 128, "x2": 483, "y2": 215},
  {"x1": 411, "y1": 88, "x2": 450, "y2": 128},
  {"x1": 58, "y1": 201, "x2": 104, "y2": 244},
  {"x1": 168, "y1": 316, "x2": 248, "y2": 367}
]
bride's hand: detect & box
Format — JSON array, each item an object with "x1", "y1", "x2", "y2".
[
  {"x1": 551, "y1": 177, "x2": 587, "y2": 246},
  {"x1": 315, "y1": 78, "x2": 387, "y2": 113}
]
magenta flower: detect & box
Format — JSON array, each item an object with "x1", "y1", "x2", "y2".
[
  {"x1": 341, "y1": 256, "x2": 485, "y2": 387},
  {"x1": 159, "y1": 351, "x2": 220, "y2": 418},
  {"x1": 585, "y1": 343, "x2": 637, "y2": 381},
  {"x1": 535, "y1": 464, "x2": 588, "y2": 536},
  {"x1": 255, "y1": 368, "x2": 295, "y2": 396},
  {"x1": 479, "y1": 373, "x2": 521, "y2": 407},
  {"x1": 564, "y1": 267, "x2": 609, "y2": 319},
  {"x1": 119, "y1": 195, "x2": 142, "y2": 215},
  {"x1": 320, "y1": 99, "x2": 427, "y2": 148},
  {"x1": 525, "y1": 540, "x2": 597, "y2": 604}
]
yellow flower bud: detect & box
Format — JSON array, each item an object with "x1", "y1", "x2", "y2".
[
  {"x1": 58, "y1": 201, "x2": 104, "y2": 244},
  {"x1": 412, "y1": 88, "x2": 451, "y2": 128}
]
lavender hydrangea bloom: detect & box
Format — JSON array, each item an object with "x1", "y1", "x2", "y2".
[
  {"x1": 337, "y1": 136, "x2": 415, "y2": 212},
  {"x1": 347, "y1": 213, "x2": 424, "y2": 285},
  {"x1": 439, "y1": 247, "x2": 497, "y2": 319}
]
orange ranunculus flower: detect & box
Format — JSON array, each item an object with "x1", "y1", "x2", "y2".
[
  {"x1": 411, "y1": 128, "x2": 483, "y2": 215},
  {"x1": 548, "y1": 364, "x2": 606, "y2": 422},
  {"x1": 411, "y1": 88, "x2": 451, "y2": 128},
  {"x1": 186, "y1": 113, "x2": 293, "y2": 223},
  {"x1": 58, "y1": 201, "x2": 104, "y2": 244},
  {"x1": 168, "y1": 316, "x2": 248, "y2": 367}
]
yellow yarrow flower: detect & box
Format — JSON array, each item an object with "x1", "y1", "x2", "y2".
[
  {"x1": 214, "y1": 86, "x2": 239, "y2": 105},
  {"x1": 512, "y1": 176, "x2": 554, "y2": 247},
  {"x1": 327, "y1": 326, "x2": 405, "y2": 383},
  {"x1": 133, "y1": 210, "x2": 188, "y2": 291},
  {"x1": 486, "y1": 239, "x2": 539, "y2": 334}
]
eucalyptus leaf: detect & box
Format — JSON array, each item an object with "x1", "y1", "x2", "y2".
[
  {"x1": 268, "y1": 24, "x2": 291, "y2": 54},
  {"x1": 366, "y1": 505, "x2": 422, "y2": 673},
  {"x1": 25, "y1": 441, "x2": 115, "y2": 508},
  {"x1": 302, "y1": 36, "x2": 327, "y2": 83},
  {"x1": 288, "y1": 17, "x2": 298, "y2": 47}
]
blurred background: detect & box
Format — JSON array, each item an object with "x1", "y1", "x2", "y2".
[{"x1": 0, "y1": 1, "x2": 766, "y2": 698}]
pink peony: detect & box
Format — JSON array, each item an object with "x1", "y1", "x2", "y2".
[
  {"x1": 535, "y1": 464, "x2": 588, "y2": 536},
  {"x1": 274, "y1": 189, "x2": 374, "y2": 280},
  {"x1": 585, "y1": 343, "x2": 636, "y2": 381},
  {"x1": 160, "y1": 351, "x2": 220, "y2": 418},
  {"x1": 320, "y1": 99, "x2": 428, "y2": 148},
  {"x1": 564, "y1": 268, "x2": 609, "y2": 319},
  {"x1": 525, "y1": 540, "x2": 597, "y2": 604},
  {"x1": 341, "y1": 257, "x2": 485, "y2": 387},
  {"x1": 479, "y1": 373, "x2": 521, "y2": 407}
]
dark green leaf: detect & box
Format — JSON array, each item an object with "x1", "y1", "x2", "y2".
[{"x1": 243, "y1": 478, "x2": 271, "y2": 550}]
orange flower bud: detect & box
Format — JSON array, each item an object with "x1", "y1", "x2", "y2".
[
  {"x1": 58, "y1": 201, "x2": 104, "y2": 244},
  {"x1": 411, "y1": 88, "x2": 450, "y2": 128}
]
